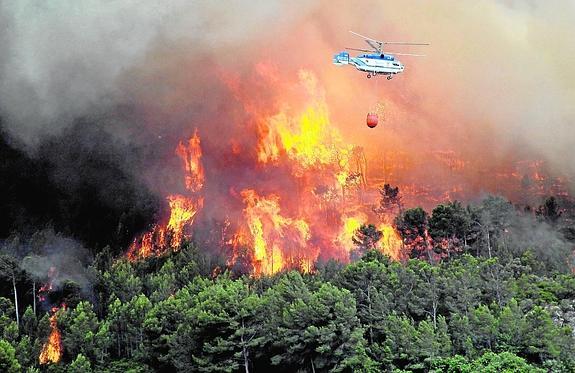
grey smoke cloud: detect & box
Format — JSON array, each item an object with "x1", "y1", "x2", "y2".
[{"x1": 0, "y1": 0, "x2": 316, "y2": 145}]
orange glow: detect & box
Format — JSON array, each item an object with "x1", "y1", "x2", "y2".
[
  {"x1": 257, "y1": 71, "x2": 354, "y2": 177},
  {"x1": 129, "y1": 71, "x2": 412, "y2": 272},
  {"x1": 222, "y1": 71, "x2": 375, "y2": 275},
  {"x1": 335, "y1": 214, "x2": 402, "y2": 261},
  {"x1": 38, "y1": 266, "x2": 57, "y2": 303},
  {"x1": 166, "y1": 195, "x2": 204, "y2": 248},
  {"x1": 39, "y1": 305, "x2": 65, "y2": 365}
]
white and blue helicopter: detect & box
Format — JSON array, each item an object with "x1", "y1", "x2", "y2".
[{"x1": 333, "y1": 31, "x2": 429, "y2": 79}]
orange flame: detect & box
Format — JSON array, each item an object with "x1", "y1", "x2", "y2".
[
  {"x1": 39, "y1": 305, "x2": 66, "y2": 365},
  {"x1": 127, "y1": 195, "x2": 203, "y2": 260},
  {"x1": 378, "y1": 224, "x2": 403, "y2": 261},
  {"x1": 257, "y1": 71, "x2": 354, "y2": 178},
  {"x1": 127, "y1": 130, "x2": 205, "y2": 261},
  {"x1": 239, "y1": 189, "x2": 313, "y2": 275},
  {"x1": 128, "y1": 71, "x2": 417, "y2": 273},
  {"x1": 176, "y1": 129, "x2": 205, "y2": 192},
  {"x1": 38, "y1": 266, "x2": 57, "y2": 302},
  {"x1": 336, "y1": 214, "x2": 403, "y2": 261},
  {"x1": 127, "y1": 69, "x2": 569, "y2": 275},
  {"x1": 336, "y1": 213, "x2": 367, "y2": 252},
  {"x1": 226, "y1": 71, "x2": 404, "y2": 274},
  {"x1": 166, "y1": 194, "x2": 204, "y2": 247}
]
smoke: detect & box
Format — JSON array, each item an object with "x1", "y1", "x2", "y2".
[
  {"x1": 385, "y1": 0, "x2": 575, "y2": 177},
  {"x1": 2, "y1": 1, "x2": 574, "y2": 176},
  {"x1": 510, "y1": 217, "x2": 574, "y2": 273},
  {"x1": 0, "y1": 0, "x2": 317, "y2": 144},
  {"x1": 0, "y1": 0, "x2": 574, "y2": 257},
  {"x1": 2, "y1": 229, "x2": 93, "y2": 295},
  {"x1": 0, "y1": 0, "x2": 317, "y2": 248},
  {"x1": 474, "y1": 195, "x2": 573, "y2": 272}
]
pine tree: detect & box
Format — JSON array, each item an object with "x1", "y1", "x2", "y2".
[
  {"x1": 0, "y1": 340, "x2": 21, "y2": 373},
  {"x1": 68, "y1": 353, "x2": 92, "y2": 373},
  {"x1": 352, "y1": 224, "x2": 383, "y2": 259}
]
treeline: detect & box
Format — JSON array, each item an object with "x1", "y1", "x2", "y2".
[{"x1": 0, "y1": 194, "x2": 574, "y2": 372}]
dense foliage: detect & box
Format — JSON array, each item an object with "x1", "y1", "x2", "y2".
[{"x1": 1, "y1": 195, "x2": 574, "y2": 372}]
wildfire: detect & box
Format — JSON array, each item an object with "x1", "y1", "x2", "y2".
[
  {"x1": 259, "y1": 104, "x2": 345, "y2": 168},
  {"x1": 126, "y1": 70, "x2": 414, "y2": 273},
  {"x1": 337, "y1": 214, "x2": 367, "y2": 251},
  {"x1": 127, "y1": 195, "x2": 202, "y2": 260},
  {"x1": 336, "y1": 214, "x2": 403, "y2": 261},
  {"x1": 378, "y1": 224, "x2": 403, "y2": 261},
  {"x1": 126, "y1": 68, "x2": 568, "y2": 276},
  {"x1": 257, "y1": 71, "x2": 354, "y2": 177},
  {"x1": 166, "y1": 195, "x2": 204, "y2": 247},
  {"x1": 39, "y1": 305, "x2": 66, "y2": 365},
  {"x1": 176, "y1": 129, "x2": 205, "y2": 192},
  {"x1": 38, "y1": 266, "x2": 57, "y2": 302},
  {"x1": 127, "y1": 131, "x2": 205, "y2": 260},
  {"x1": 239, "y1": 189, "x2": 313, "y2": 276}
]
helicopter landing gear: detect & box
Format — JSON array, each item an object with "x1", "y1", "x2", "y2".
[
  {"x1": 367, "y1": 74, "x2": 372, "y2": 79},
  {"x1": 386, "y1": 75, "x2": 393, "y2": 80}
]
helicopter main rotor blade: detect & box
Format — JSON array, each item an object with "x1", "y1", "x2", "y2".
[
  {"x1": 349, "y1": 30, "x2": 430, "y2": 47},
  {"x1": 345, "y1": 47, "x2": 374, "y2": 53},
  {"x1": 386, "y1": 52, "x2": 426, "y2": 57},
  {"x1": 366, "y1": 40, "x2": 383, "y2": 51},
  {"x1": 382, "y1": 41, "x2": 430, "y2": 46},
  {"x1": 344, "y1": 47, "x2": 426, "y2": 56},
  {"x1": 349, "y1": 31, "x2": 383, "y2": 52},
  {"x1": 349, "y1": 31, "x2": 380, "y2": 43}
]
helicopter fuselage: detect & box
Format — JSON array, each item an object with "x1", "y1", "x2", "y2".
[{"x1": 333, "y1": 51, "x2": 405, "y2": 78}]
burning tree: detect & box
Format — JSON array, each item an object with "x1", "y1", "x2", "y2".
[
  {"x1": 373, "y1": 184, "x2": 403, "y2": 221},
  {"x1": 395, "y1": 207, "x2": 434, "y2": 262},
  {"x1": 127, "y1": 130, "x2": 205, "y2": 260},
  {"x1": 237, "y1": 189, "x2": 313, "y2": 276},
  {"x1": 351, "y1": 224, "x2": 383, "y2": 260},
  {"x1": 39, "y1": 306, "x2": 65, "y2": 365}
]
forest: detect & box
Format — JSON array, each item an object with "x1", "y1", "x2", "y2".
[{"x1": 1, "y1": 194, "x2": 574, "y2": 372}]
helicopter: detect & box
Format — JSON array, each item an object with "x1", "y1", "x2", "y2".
[{"x1": 333, "y1": 31, "x2": 429, "y2": 79}]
